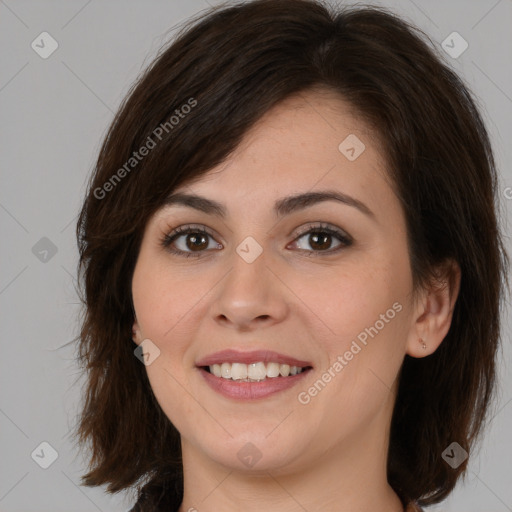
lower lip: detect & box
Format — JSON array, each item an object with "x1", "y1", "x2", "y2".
[{"x1": 198, "y1": 367, "x2": 312, "y2": 400}]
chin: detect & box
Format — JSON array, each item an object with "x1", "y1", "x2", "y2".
[{"x1": 195, "y1": 429, "x2": 309, "y2": 473}]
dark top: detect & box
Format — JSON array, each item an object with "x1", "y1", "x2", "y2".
[{"x1": 128, "y1": 480, "x2": 182, "y2": 512}]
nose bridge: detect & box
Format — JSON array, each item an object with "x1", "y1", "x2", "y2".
[
  {"x1": 226, "y1": 235, "x2": 270, "y2": 304},
  {"x1": 212, "y1": 234, "x2": 287, "y2": 328}
]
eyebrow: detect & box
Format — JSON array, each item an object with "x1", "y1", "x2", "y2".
[{"x1": 163, "y1": 190, "x2": 375, "y2": 219}]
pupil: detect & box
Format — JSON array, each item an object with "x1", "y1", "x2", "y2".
[
  {"x1": 188, "y1": 234, "x2": 208, "y2": 251},
  {"x1": 311, "y1": 233, "x2": 330, "y2": 250}
]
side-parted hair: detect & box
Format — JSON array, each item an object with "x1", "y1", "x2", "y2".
[{"x1": 74, "y1": 0, "x2": 509, "y2": 508}]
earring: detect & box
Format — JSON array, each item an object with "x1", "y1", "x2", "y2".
[{"x1": 420, "y1": 338, "x2": 427, "y2": 350}]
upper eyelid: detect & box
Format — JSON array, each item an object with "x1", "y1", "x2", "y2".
[
  {"x1": 165, "y1": 221, "x2": 348, "y2": 235},
  {"x1": 160, "y1": 214, "x2": 234, "y2": 235},
  {"x1": 293, "y1": 222, "x2": 352, "y2": 240}
]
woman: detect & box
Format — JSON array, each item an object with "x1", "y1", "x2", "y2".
[{"x1": 74, "y1": 1, "x2": 508, "y2": 511}]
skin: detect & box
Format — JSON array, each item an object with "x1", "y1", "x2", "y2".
[{"x1": 131, "y1": 88, "x2": 460, "y2": 512}]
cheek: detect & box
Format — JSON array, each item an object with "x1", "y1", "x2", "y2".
[
  {"x1": 304, "y1": 252, "x2": 411, "y2": 392},
  {"x1": 131, "y1": 254, "x2": 203, "y2": 424},
  {"x1": 294, "y1": 254, "x2": 409, "y2": 341},
  {"x1": 132, "y1": 250, "x2": 202, "y2": 342}
]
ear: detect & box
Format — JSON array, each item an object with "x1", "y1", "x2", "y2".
[
  {"x1": 406, "y1": 259, "x2": 461, "y2": 358},
  {"x1": 132, "y1": 316, "x2": 143, "y2": 346}
]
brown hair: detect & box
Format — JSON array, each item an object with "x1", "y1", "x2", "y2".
[{"x1": 73, "y1": 0, "x2": 509, "y2": 508}]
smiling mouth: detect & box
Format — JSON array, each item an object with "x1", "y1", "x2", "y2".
[{"x1": 201, "y1": 362, "x2": 313, "y2": 382}]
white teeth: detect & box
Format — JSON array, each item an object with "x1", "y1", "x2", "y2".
[
  {"x1": 230, "y1": 363, "x2": 247, "y2": 380},
  {"x1": 266, "y1": 362, "x2": 280, "y2": 378},
  {"x1": 220, "y1": 362, "x2": 231, "y2": 379},
  {"x1": 208, "y1": 362, "x2": 305, "y2": 380},
  {"x1": 280, "y1": 364, "x2": 290, "y2": 376},
  {"x1": 248, "y1": 362, "x2": 267, "y2": 380}
]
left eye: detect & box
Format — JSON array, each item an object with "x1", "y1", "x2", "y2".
[{"x1": 291, "y1": 229, "x2": 348, "y2": 252}]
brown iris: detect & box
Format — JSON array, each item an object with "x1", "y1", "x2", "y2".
[
  {"x1": 308, "y1": 232, "x2": 332, "y2": 251},
  {"x1": 186, "y1": 233, "x2": 209, "y2": 251}
]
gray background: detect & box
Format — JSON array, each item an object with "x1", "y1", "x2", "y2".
[{"x1": 1, "y1": 0, "x2": 511, "y2": 510}]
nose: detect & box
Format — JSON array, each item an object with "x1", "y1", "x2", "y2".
[{"x1": 211, "y1": 244, "x2": 289, "y2": 331}]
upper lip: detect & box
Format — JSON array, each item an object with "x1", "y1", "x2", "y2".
[{"x1": 196, "y1": 349, "x2": 313, "y2": 368}]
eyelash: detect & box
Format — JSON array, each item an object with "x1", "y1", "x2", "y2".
[{"x1": 160, "y1": 223, "x2": 353, "y2": 258}]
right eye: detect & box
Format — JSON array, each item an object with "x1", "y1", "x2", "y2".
[{"x1": 161, "y1": 225, "x2": 223, "y2": 258}]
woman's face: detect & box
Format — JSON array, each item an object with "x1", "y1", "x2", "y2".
[{"x1": 131, "y1": 90, "x2": 420, "y2": 475}]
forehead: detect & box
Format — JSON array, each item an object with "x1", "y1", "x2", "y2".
[{"x1": 170, "y1": 89, "x2": 395, "y2": 219}]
